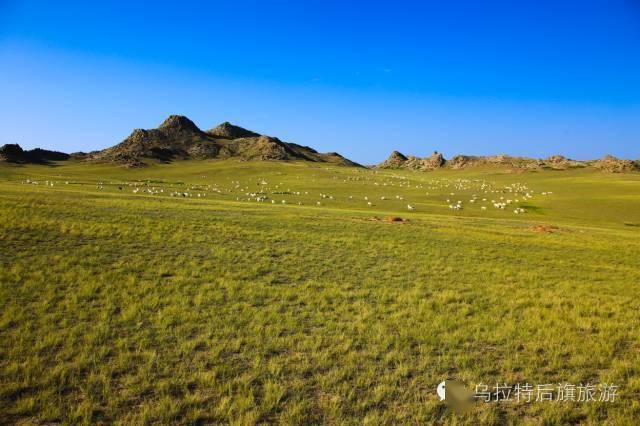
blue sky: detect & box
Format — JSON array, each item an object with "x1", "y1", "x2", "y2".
[{"x1": 1, "y1": 0, "x2": 639, "y2": 163}]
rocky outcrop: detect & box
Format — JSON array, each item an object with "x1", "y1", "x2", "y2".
[
  {"x1": 378, "y1": 151, "x2": 444, "y2": 170},
  {"x1": 376, "y1": 150, "x2": 636, "y2": 172},
  {"x1": 447, "y1": 155, "x2": 480, "y2": 169},
  {"x1": 591, "y1": 155, "x2": 640, "y2": 173},
  {"x1": 543, "y1": 155, "x2": 584, "y2": 169},
  {"x1": 408, "y1": 151, "x2": 444, "y2": 169},
  {"x1": 378, "y1": 151, "x2": 408, "y2": 168}
]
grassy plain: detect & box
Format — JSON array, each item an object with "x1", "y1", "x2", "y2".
[{"x1": 1, "y1": 159, "x2": 639, "y2": 424}]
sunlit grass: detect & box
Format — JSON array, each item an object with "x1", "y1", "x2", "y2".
[{"x1": 1, "y1": 160, "x2": 639, "y2": 424}]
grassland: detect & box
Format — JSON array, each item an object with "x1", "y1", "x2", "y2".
[{"x1": 1, "y1": 159, "x2": 639, "y2": 424}]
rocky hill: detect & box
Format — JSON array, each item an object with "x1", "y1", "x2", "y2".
[
  {"x1": 590, "y1": 155, "x2": 640, "y2": 173},
  {"x1": 377, "y1": 150, "x2": 639, "y2": 172},
  {"x1": 3, "y1": 118, "x2": 637, "y2": 173},
  {"x1": 0, "y1": 144, "x2": 70, "y2": 164},
  {"x1": 91, "y1": 115, "x2": 360, "y2": 167}
]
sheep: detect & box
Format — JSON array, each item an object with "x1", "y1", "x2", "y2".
[{"x1": 407, "y1": 204, "x2": 414, "y2": 211}]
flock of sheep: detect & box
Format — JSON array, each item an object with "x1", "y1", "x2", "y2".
[{"x1": 21, "y1": 172, "x2": 552, "y2": 216}]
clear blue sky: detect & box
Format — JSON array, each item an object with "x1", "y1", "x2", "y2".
[{"x1": 1, "y1": 0, "x2": 639, "y2": 163}]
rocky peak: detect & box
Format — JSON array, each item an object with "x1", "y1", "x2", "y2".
[
  {"x1": 0, "y1": 143, "x2": 25, "y2": 157},
  {"x1": 158, "y1": 115, "x2": 201, "y2": 133},
  {"x1": 208, "y1": 122, "x2": 260, "y2": 139},
  {"x1": 428, "y1": 151, "x2": 445, "y2": 167},
  {"x1": 378, "y1": 150, "x2": 408, "y2": 168},
  {"x1": 390, "y1": 150, "x2": 408, "y2": 161},
  {"x1": 1, "y1": 143, "x2": 69, "y2": 163}
]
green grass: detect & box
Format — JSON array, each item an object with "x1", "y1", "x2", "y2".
[{"x1": 1, "y1": 159, "x2": 639, "y2": 424}]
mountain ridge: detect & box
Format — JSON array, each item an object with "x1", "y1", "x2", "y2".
[
  {"x1": 3, "y1": 116, "x2": 638, "y2": 173},
  {"x1": 85, "y1": 115, "x2": 361, "y2": 167},
  {"x1": 376, "y1": 150, "x2": 640, "y2": 173}
]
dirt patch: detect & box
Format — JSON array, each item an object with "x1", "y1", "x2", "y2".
[
  {"x1": 385, "y1": 216, "x2": 408, "y2": 223},
  {"x1": 530, "y1": 224, "x2": 560, "y2": 233},
  {"x1": 372, "y1": 216, "x2": 410, "y2": 223},
  {"x1": 353, "y1": 216, "x2": 410, "y2": 224}
]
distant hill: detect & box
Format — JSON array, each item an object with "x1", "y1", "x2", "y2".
[
  {"x1": 90, "y1": 115, "x2": 361, "y2": 167},
  {"x1": 0, "y1": 144, "x2": 70, "y2": 164},
  {"x1": 3, "y1": 117, "x2": 638, "y2": 173},
  {"x1": 377, "y1": 150, "x2": 640, "y2": 173}
]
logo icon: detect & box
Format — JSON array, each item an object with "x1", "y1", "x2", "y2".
[
  {"x1": 437, "y1": 380, "x2": 474, "y2": 409},
  {"x1": 437, "y1": 381, "x2": 446, "y2": 401}
]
